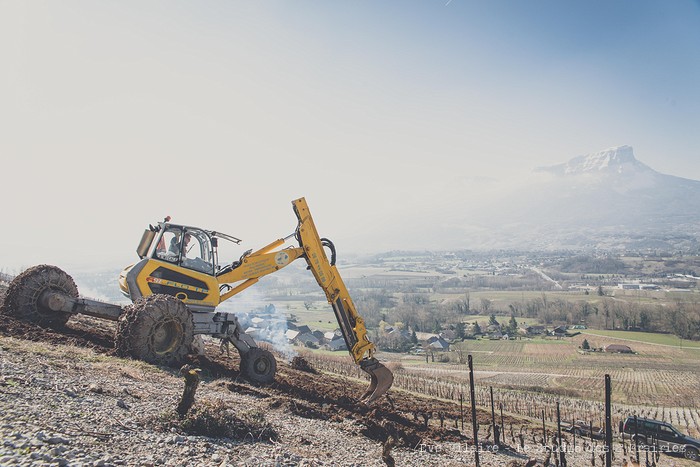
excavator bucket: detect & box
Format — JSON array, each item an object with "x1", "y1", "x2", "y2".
[{"x1": 359, "y1": 358, "x2": 394, "y2": 403}]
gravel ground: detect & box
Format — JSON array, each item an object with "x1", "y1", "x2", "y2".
[
  {"x1": 0, "y1": 335, "x2": 377, "y2": 467},
  {"x1": 6, "y1": 335, "x2": 697, "y2": 467},
  {"x1": 0, "y1": 334, "x2": 540, "y2": 467}
]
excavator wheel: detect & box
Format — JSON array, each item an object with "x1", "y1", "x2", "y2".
[
  {"x1": 115, "y1": 294, "x2": 194, "y2": 366},
  {"x1": 1, "y1": 265, "x2": 77, "y2": 326},
  {"x1": 240, "y1": 347, "x2": 276, "y2": 384}
]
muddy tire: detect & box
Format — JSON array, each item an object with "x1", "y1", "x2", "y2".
[
  {"x1": 240, "y1": 347, "x2": 276, "y2": 384},
  {"x1": 1, "y1": 265, "x2": 77, "y2": 326},
  {"x1": 685, "y1": 446, "x2": 699, "y2": 461},
  {"x1": 115, "y1": 294, "x2": 194, "y2": 366}
]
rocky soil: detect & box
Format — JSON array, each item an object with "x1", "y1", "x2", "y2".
[{"x1": 1, "y1": 283, "x2": 695, "y2": 467}]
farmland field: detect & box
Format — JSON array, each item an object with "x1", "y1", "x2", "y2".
[
  {"x1": 582, "y1": 329, "x2": 700, "y2": 349},
  {"x1": 385, "y1": 334, "x2": 700, "y2": 437},
  {"x1": 299, "y1": 328, "x2": 700, "y2": 439},
  {"x1": 305, "y1": 343, "x2": 700, "y2": 440}
]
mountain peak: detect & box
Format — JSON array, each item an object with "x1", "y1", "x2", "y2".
[{"x1": 538, "y1": 145, "x2": 652, "y2": 176}]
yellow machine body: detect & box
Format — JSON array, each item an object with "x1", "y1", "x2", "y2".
[{"x1": 118, "y1": 198, "x2": 388, "y2": 375}]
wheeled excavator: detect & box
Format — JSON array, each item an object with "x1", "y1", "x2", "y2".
[{"x1": 1, "y1": 197, "x2": 393, "y2": 403}]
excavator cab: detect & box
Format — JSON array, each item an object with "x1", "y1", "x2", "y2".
[{"x1": 120, "y1": 223, "x2": 243, "y2": 308}]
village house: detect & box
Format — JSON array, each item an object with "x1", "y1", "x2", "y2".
[
  {"x1": 323, "y1": 331, "x2": 337, "y2": 342},
  {"x1": 296, "y1": 332, "x2": 320, "y2": 347},
  {"x1": 284, "y1": 329, "x2": 300, "y2": 343},
  {"x1": 388, "y1": 328, "x2": 412, "y2": 341},
  {"x1": 427, "y1": 335, "x2": 450, "y2": 351},
  {"x1": 489, "y1": 329, "x2": 503, "y2": 340},
  {"x1": 250, "y1": 316, "x2": 266, "y2": 327},
  {"x1": 329, "y1": 335, "x2": 347, "y2": 351},
  {"x1": 311, "y1": 330, "x2": 325, "y2": 341},
  {"x1": 439, "y1": 329, "x2": 457, "y2": 341},
  {"x1": 523, "y1": 325, "x2": 546, "y2": 336},
  {"x1": 415, "y1": 332, "x2": 440, "y2": 342}
]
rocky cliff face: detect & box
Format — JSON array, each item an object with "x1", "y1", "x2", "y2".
[
  {"x1": 452, "y1": 146, "x2": 700, "y2": 252},
  {"x1": 536, "y1": 145, "x2": 649, "y2": 176}
]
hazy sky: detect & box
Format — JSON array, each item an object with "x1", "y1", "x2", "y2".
[{"x1": 2, "y1": 1, "x2": 700, "y2": 271}]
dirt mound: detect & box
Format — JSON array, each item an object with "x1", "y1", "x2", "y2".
[
  {"x1": 291, "y1": 356, "x2": 317, "y2": 373},
  {"x1": 0, "y1": 311, "x2": 116, "y2": 352}
]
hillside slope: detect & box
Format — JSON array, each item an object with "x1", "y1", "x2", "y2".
[
  {"x1": 3, "y1": 284, "x2": 693, "y2": 466},
  {"x1": 0, "y1": 284, "x2": 497, "y2": 467}
]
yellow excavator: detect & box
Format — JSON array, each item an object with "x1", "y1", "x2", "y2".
[{"x1": 2, "y1": 197, "x2": 393, "y2": 403}]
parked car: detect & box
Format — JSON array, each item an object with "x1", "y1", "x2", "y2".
[{"x1": 620, "y1": 416, "x2": 699, "y2": 461}]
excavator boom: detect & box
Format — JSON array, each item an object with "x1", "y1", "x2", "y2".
[{"x1": 292, "y1": 198, "x2": 393, "y2": 403}]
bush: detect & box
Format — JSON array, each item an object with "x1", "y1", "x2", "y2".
[{"x1": 154, "y1": 399, "x2": 278, "y2": 442}]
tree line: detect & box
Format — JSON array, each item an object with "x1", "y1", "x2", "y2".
[{"x1": 353, "y1": 288, "x2": 700, "y2": 342}]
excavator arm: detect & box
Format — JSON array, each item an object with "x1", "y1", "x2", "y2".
[
  {"x1": 292, "y1": 198, "x2": 393, "y2": 403},
  {"x1": 212, "y1": 197, "x2": 392, "y2": 402}
]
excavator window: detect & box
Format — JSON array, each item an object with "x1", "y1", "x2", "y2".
[
  {"x1": 152, "y1": 226, "x2": 216, "y2": 275},
  {"x1": 180, "y1": 229, "x2": 215, "y2": 275}
]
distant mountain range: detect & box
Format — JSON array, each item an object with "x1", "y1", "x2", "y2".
[{"x1": 444, "y1": 145, "x2": 700, "y2": 252}]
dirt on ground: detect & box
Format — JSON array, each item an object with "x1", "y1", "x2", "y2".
[
  {"x1": 0, "y1": 286, "x2": 498, "y2": 453},
  {"x1": 4, "y1": 284, "x2": 695, "y2": 466}
]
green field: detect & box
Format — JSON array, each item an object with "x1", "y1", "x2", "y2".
[
  {"x1": 582, "y1": 329, "x2": 700, "y2": 349},
  {"x1": 278, "y1": 299, "x2": 340, "y2": 331}
]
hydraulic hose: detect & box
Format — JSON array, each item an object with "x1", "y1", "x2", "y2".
[{"x1": 321, "y1": 238, "x2": 336, "y2": 266}]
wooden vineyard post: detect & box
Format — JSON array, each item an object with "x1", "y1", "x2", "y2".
[
  {"x1": 590, "y1": 419, "x2": 597, "y2": 466},
  {"x1": 542, "y1": 409, "x2": 547, "y2": 445},
  {"x1": 557, "y1": 401, "x2": 566, "y2": 466},
  {"x1": 468, "y1": 355, "x2": 480, "y2": 467},
  {"x1": 634, "y1": 414, "x2": 640, "y2": 464},
  {"x1": 604, "y1": 374, "x2": 612, "y2": 467},
  {"x1": 490, "y1": 386, "x2": 500, "y2": 447},
  {"x1": 499, "y1": 401, "x2": 504, "y2": 445}
]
